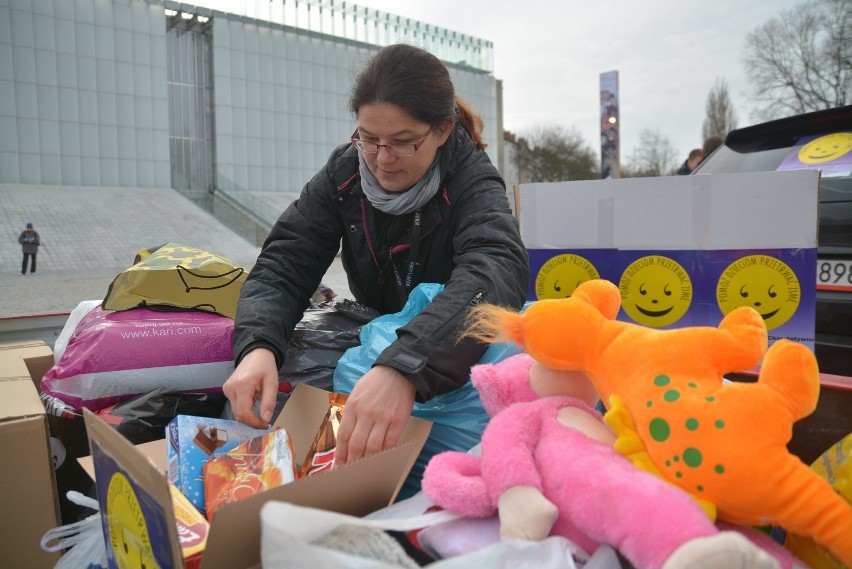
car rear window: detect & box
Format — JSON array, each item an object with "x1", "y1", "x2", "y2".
[{"x1": 696, "y1": 140, "x2": 851, "y2": 204}]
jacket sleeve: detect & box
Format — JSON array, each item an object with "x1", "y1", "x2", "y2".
[
  {"x1": 232, "y1": 153, "x2": 345, "y2": 367},
  {"x1": 375, "y1": 159, "x2": 530, "y2": 401}
]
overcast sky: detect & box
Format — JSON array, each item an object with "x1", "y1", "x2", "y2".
[{"x1": 352, "y1": 0, "x2": 805, "y2": 164}]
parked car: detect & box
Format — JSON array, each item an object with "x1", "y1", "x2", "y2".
[{"x1": 693, "y1": 105, "x2": 852, "y2": 377}]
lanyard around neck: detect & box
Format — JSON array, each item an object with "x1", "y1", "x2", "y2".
[{"x1": 391, "y1": 209, "x2": 422, "y2": 305}]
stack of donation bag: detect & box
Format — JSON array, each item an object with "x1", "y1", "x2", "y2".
[{"x1": 39, "y1": 244, "x2": 372, "y2": 524}]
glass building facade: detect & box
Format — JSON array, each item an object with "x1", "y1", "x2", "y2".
[
  {"x1": 1, "y1": 0, "x2": 502, "y2": 228},
  {"x1": 0, "y1": 0, "x2": 171, "y2": 187},
  {"x1": 166, "y1": 15, "x2": 216, "y2": 204}
]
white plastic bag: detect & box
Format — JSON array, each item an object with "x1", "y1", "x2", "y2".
[
  {"x1": 40, "y1": 491, "x2": 108, "y2": 569},
  {"x1": 260, "y1": 500, "x2": 584, "y2": 569},
  {"x1": 53, "y1": 300, "x2": 102, "y2": 363}
]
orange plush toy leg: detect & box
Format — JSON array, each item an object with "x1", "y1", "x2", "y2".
[
  {"x1": 754, "y1": 340, "x2": 851, "y2": 565},
  {"x1": 765, "y1": 459, "x2": 852, "y2": 567}
]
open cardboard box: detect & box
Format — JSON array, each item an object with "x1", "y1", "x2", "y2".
[
  {"x1": 0, "y1": 340, "x2": 61, "y2": 568},
  {"x1": 80, "y1": 383, "x2": 431, "y2": 569}
]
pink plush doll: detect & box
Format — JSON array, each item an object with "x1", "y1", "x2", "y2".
[{"x1": 422, "y1": 353, "x2": 799, "y2": 569}]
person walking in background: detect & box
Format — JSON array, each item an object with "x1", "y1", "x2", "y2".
[
  {"x1": 18, "y1": 222, "x2": 41, "y2": 275},
  {"x1": 676, "y1": 148, "x2": 704, "y2": 175}
]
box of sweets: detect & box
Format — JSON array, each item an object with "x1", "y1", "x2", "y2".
[
  {"x1": 167, "y1": 415, "x2": 269, "y2": 513},
  {"x1": 168, "y1": 481, "x2": 209, "y2": 569},
  {"x1": 203, "y1": 427, "x2": 298, "y2": 521}
]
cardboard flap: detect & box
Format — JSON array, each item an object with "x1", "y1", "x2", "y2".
[
  {"x1": 78, "y1": 439, "x2": 168, "y2": 480},
  {"x1": 273, "y1": 382, "x2": 335, "y2": 463},
  {"x1": 25, "y1": 354, "x2": 55, "y2": 394},
  {"x1": 0, "y1": 378, "x2": 45, "y2": 420},
  {"x1": 83, "y1": 409, "x2": 185, "y2": 569},
  {"x1": 0, "y1": 342, "x2": 53, "y2": 417},
  {"x1": 0, "y1": 342, "x2": 53, "y2": 420},
  {"x1": 274, "y1": 383, "x2": 432, "y2": 465},
  {"x1": 201, "y1": 441, "x2": 419, "y2": 569}
]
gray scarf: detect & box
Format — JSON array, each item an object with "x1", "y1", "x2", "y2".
[{"x1": 358, "y1": 152, "x2": 442, "y2": 215}]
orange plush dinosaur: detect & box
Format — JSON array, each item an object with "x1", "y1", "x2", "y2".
[{"x1": 464, "y1": 278, "x2": 852, "y2": 567}]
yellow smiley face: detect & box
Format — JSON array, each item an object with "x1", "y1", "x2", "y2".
[
  {"x1": 535, "y1": 254, "x2": 600, "y2": 299},
  {"x1": 619, "y1": 256, "x2": 692, "y2": 327},
  {"x1": 106, "y1": 472, "x2": 161, "y2": 569},
  {"x1": 716, "y1": 255, "x2": 800, "y2": 330},
  {"x1": 797, "y1": 132, "x2": 852, "y2": 164}
]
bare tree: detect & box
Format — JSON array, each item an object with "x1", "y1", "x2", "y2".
[
  {"x1": 520, "y1": 125, "x2": 599, "y2": 182},
  {"x1": 743, "y1": 0, "x2": 850, "y2": 119},
  {"x1": 623, "y1": 129, "x2": 678, "y2": 177},
  {"x1": 702, "y1": 78, "x2": 738, "y2": 139}
]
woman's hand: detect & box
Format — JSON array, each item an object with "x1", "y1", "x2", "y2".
[
  {"x1": 222, "y1": 347, "x2": 279, "y2": 429},
  {"x1": 335, "y1": 365, "x2": 416, "y2": 465}
]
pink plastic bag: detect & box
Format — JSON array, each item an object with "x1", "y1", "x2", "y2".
[{"x1": 41, "y1": 305, "x2": 235, "y2": 411}]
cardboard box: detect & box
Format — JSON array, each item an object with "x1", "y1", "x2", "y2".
[
  {"x1": 0, "y1": 340, "x2": 61, "y2": 568},
  {"x1": 517, "y1": 170, "x2": 819, "y2": 347},
  {"x1": 81, "y1": 384, "x2": 431, "y2": 569}
]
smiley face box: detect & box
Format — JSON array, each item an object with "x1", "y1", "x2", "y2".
[{"x1": 519, "y1": 170, "x2": 819, "y2": 348}]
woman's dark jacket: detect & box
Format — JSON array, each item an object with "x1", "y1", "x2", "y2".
[{"x1": 233, "y1": 126, "x2": 530, "y2": 402}]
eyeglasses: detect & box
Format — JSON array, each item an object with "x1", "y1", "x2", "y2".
[{"x1": 351, "y1": 128, "x2": 432, "y2": 157}]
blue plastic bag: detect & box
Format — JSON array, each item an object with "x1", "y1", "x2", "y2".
[{"x1": 333, "y1": 283, "x2": 523, "y2": 499}]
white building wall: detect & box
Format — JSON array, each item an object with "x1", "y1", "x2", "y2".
[
  {"x1": 0, "y1": 0, "x2": 500, "y2": 197},
  {"x1": 449, "y1": 68, "x2": 499, "y2": 165},
  {"x1": 0, "y1": 0, "x2": 171, "y2": 187},
  {"x1": 212, "y1": 18, "x2": 374, "y2": 195},
  {"x1": 212, "y1": 16, "x2": 500, "y2": 195}
]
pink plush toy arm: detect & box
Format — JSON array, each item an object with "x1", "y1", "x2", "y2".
[
  {"x1": 421, "y1": 395, "x2": 551, "y2": 519},
  {"x1": 470, "y1": 353, "x2": 539, "y2": 416}
]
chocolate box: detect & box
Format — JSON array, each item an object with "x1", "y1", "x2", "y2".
[
  {"x1": 203, "y1": 427, "x2": 298, "y2": 521},
  {"x1": 166, "y1": 415, "x2": 269, "y2": 513}
]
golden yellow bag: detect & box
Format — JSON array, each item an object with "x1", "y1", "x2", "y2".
[{"x1": 102, "y1": 243, "x2": 248, "y2": 318}]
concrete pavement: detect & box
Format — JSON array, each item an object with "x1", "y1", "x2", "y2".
[{"x1": 0, "y1": 184, "x2": 350, "y2": 318}]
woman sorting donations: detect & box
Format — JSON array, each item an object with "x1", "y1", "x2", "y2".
[{"x1": 224, "y1": 44, "x2": 529, "y2": 467}]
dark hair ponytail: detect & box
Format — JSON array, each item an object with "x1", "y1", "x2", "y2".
[
  {"x1": 454, "y1": 96, "x2": 486, "y2": 150},
  {"x1": 350, "y1": 44, "x2": 486, "y2": 150}
]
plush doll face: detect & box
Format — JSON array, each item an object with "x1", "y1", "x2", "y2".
[{"x1": 528, "y1": 362, "x2": 599, "y2": 409}]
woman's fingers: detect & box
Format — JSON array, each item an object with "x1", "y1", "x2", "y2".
[
  {"x1": 333, "y1": 365, "x2": 416, "y2": 467},
  {"x1": 223, "y1": 347, "x2": 278, "y2": 429}
]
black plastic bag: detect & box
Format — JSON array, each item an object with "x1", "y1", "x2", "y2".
[
  {"x1": 280, "y1": 299, "x2": 378, "y2": 392},
  {"x1": 99, "y1": 386, "x2": 229, "y2": 444},
  {"x1": 223, "y1": 299, "x2": 378, "y2": 423}
]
